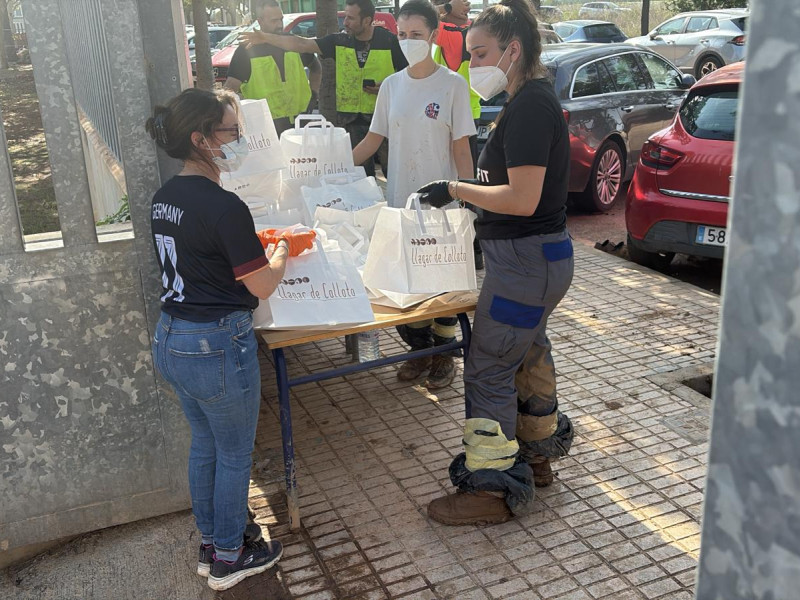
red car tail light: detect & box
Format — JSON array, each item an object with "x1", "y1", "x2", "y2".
[
  {"x1": 640, "y1": 140, "x2": 684, "y2": 169},
  {"x1": 729, "y1": 35, "x2": 746, "y2": 46},
  {"x1": 562, "y1": 109, "x2": 570, "y2": 123}
]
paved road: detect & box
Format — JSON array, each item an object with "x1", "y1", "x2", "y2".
[{"x1": 566, "y1": 190, "x2": 725, "y2": 295}]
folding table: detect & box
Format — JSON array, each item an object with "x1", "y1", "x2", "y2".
[{"x1": 258, "y1": 291, "x2": 478, "y2": 530}]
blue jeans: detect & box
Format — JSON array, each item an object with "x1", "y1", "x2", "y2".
[{"x1": 152, "y1": 310, "x2": 260, "y2": 552}]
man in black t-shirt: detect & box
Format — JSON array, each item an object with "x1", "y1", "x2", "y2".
[
  {"x1": 241, "y1": 0, "x2": 407, "y2": 177},
  {"x1": 225, "y1": 0, "x2": 321, "y2": 136}
]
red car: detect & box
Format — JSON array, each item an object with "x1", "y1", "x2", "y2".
[
  {"x1": 625, "y1": 61, "x2": 743, "y2": 269},
  {"x1": 212, "y1": 11, "x2": 398, "y2": 82}
]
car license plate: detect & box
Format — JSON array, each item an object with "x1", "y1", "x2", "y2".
[
  {"x1": 477, "y1": 124, "x2": 490, "y2": 140},
  {"x1": 696, "y1": 226, "x2": 727, "y2": 246}
]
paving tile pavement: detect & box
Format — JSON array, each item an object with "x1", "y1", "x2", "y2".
[{"x1": 245, "y1": 246, "x2": 719, "y2": 599}]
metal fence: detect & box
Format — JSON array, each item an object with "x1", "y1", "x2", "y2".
[{"x1": 57, "y1": 0, "x2": 122, "y2": 163}]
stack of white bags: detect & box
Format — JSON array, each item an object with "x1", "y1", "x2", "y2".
[{"x1": 224, "y1": 100, "x2": 477, "y2": 330}]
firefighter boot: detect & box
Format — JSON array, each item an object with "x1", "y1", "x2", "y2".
[
  {"x1": 424, "y1": 354, "x2": 456, "y2": 389},
  {"x1": 530, "y1": 455, "x2": 554, "y2": 487},
  {"x1": 427, "y1": 490, "x2": 513, "y2": 526}
]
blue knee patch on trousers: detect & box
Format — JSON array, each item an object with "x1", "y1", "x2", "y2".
[
  {"x1": 490, "y1": 296, "x2": 544, "y2": 330},
  {"x1": 542, "y1": 238, "x2": 573, "y2": 262}
]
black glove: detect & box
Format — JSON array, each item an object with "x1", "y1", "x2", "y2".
[{"x1": 416, "y1": 180, "x2": 452, "y2": 208}]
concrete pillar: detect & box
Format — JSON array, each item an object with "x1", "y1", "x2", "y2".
[{"x1": 695, "y1": 1, "x2": 800, "y2": 598}]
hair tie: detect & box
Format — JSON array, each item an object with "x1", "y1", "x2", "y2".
[{"x1": 154, "y1": 112, "x2": 168, "y2": 145}]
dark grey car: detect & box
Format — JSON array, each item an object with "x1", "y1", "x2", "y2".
[{"x1": 477, "y1": 44, "x2": 695, "y2": 211}]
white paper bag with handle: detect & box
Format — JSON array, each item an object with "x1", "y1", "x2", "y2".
[
  {"x1": 363, "y1": 194, "x2": 477, "y2": 295},
  {"x1": 281, "y1": 167, "x2": 367, "y2": 225},
  {"x1": 226, "y1": 170, "x2": 305, "y2": 227},
  {"x1": 314, "y1": 220, "x2": 370, "y2": 268},
  {"x1": 314, "y1": 201, "x2": 385, "y2": 241},
  {"x1": 238, "y1": 99, "x2": 286, "y2": 173},
  {"x1": 221, "y1": 161, "x2": 284, "y2": 203},
  {"x1": 301, "y1": 174, "x2": 383, "y2": 219},
  {"x1": 279, "y1": 114, "x2": 354, "y2": 180},
  {"x1": 253, "y1": 239, "x2": 374, "y2": 330}
]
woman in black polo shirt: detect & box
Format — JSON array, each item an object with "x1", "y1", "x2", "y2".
[
  {"x1": 146, "y1": 88, "x2": 313, "y2": 590},
  {"x1": 416, "y1": 0, "x2": 575, "y2": 525}
]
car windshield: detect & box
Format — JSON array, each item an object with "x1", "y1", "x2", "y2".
[
  {"x1": 586, "y1": 24, "x2": 623, "y2": 38},
  {"x1": 217, "y1": 23, "x2": 258, "y2": 49},
  {"x1": 680, "y1": 88, "x2": 739, "y2": 141}
]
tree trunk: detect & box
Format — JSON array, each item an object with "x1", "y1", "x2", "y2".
[
  {"x1": 316, "y1": 0, "x2": 338, "y2": 122},
  {"x1": 0, "y1": 0, "x2": 16, "y2": 68},
  {"x1": 193, "y1": 0, "x2": 214, "y2": 90},
  {"x1": 641, "y1": 0, "x2": 651, "y2": 35}
]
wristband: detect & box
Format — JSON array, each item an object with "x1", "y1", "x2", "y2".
[{"x1": 449, "y1": 181, "x2": 465, "y2": 207}]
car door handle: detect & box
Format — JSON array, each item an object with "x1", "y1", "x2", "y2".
[
  {"x1": 621, "y1": 105, "x2": 634, "y2": 113},
  {"x1": 663, "y1": 102, "x2": 681, "y2": 111}
]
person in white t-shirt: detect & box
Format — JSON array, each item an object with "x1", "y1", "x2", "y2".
[
  {"x1": 354, "y1": 0, "x2": 476, "y2": 208},
  {"x1": 353, "y1": 0, "x2": 476, "y2": 389}
]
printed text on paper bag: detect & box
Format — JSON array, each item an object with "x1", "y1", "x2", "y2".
[
  {"x1": 247, "y1": 132, "x2": 273, "y2": 151},
  {"x1": 411, "y1": 243, "x2": 468, "y2": 267},
  {"x1": 277, "y1": 278, "x2": 357, "y2": 301},
  {"x1": 288, "y1": 160, "x2": 351, "y2": 179}
]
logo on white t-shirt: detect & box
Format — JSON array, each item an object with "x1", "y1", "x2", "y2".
[{"x1": 424, "y1": 102, "x2": 440, "y2": 120}]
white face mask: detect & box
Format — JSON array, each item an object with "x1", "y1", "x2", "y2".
[
  {"x1": 399, "y1": 34, "x2": 433, "y2": 68},
  {"x1": 207, "y1": 137, "x2": 249, "y2": 173},
  {"x1": 469, "y1": 45, "x2": 514, "y2": 101}
]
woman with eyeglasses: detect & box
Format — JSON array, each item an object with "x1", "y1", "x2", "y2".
[
  {"x1": 145, "y1": 88, "x2": 314, "y2": 591},
  {"x1": 416, "y1": 0, "x2": 575, "y2": 526}
]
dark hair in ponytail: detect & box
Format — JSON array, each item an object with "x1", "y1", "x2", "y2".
[
  {"x1": 145, "y1": 88, "x2": 240, "y2": 168},
  {"x1": 471, "y1": 0, "x2": 547, "y2": 91}
]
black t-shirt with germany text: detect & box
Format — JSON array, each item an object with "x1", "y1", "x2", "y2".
[
  {"x1": 475, "y1": 78, "x2": 569, "y2": 240},
  {"x1": 150, "y1": 175, "x2": 268, "y2": 321}
]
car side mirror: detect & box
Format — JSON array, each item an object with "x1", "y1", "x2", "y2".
[
  {"x1": 649, "y1": 32, "x2": 660, "y2": 41},
  {"x1": 679, "y1": 74, "x2": 696, "y2": 88}
]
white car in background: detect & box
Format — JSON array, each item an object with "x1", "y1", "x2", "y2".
[
  {"x1": 578, "y1": 2, "x2": 632, "y2": 19},
  {"x1": 187, "y1": 25, "x2": 236, "y2": 61},
  {"x1": 626, "y1": 9, "x2": 748, "y2": 78}
]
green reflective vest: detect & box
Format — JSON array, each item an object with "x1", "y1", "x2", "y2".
[
  {"x1": 433, "y1": 42, "x2": 481, "y2": 120},
  {"x1": 241, "y1": 52, "x2": 311, "y2": 121},
  {"x1": 334, "y1": 45, "x2": 395, "y2": 115}
]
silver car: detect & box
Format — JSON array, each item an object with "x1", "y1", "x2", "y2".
[
  {"x1": 578, "y1": 2, "x2": 631, "y2": 19},
  {"x1": 626, "y1": 9, "x2": 747, "y2": 79}
]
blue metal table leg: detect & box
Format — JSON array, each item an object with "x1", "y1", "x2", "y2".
[
  {"x1": 273, "y1": 348, "x2": 300, "y2": 531},
  {"x1": 457, "y1": 312, "x2": 472, "y2": 361},
  {"x1": 272, "y1": 310, "x2": 471, "y2": 531}
]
